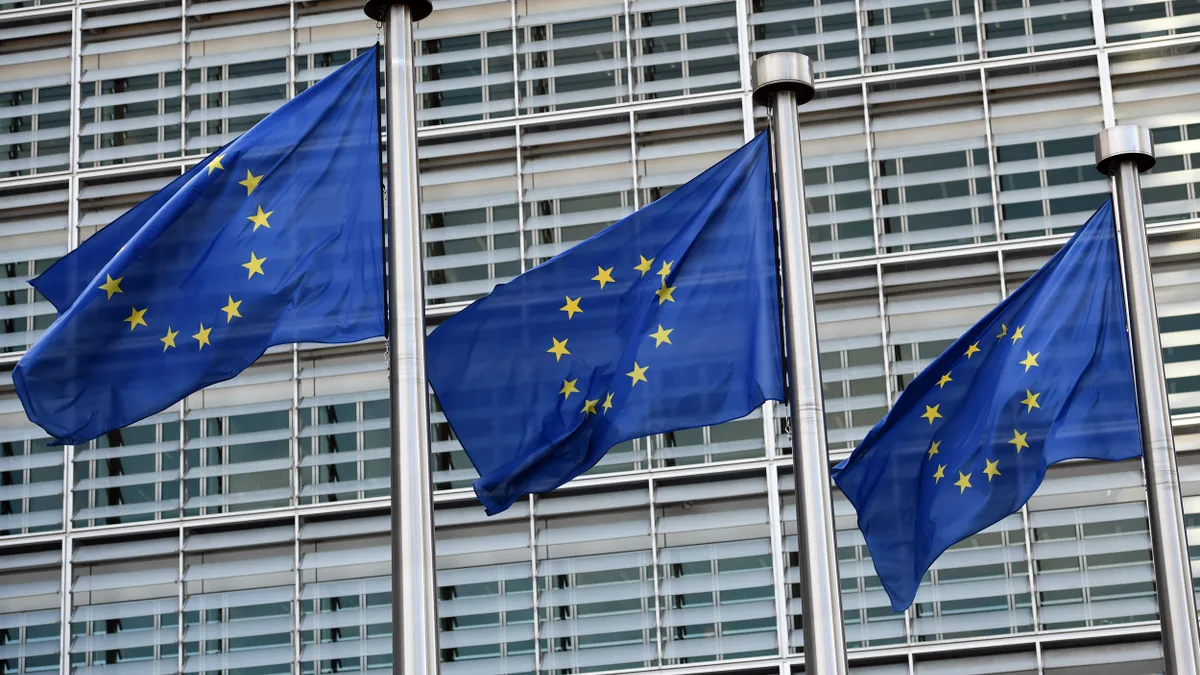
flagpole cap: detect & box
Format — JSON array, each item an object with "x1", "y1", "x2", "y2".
[
  {"x1": 363, "y1": 0, "x2": 431, "y2": 23},
  {"x1": 751, "y1": 52, "x2": 815, "y2": 107},
  {"x1": 1095, "y1": 125, "x2": 1155, "y2": 176}
]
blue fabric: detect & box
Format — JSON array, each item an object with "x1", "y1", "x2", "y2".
[
  {"x1": 16, "y1": 47, "x2": 384, "y2": 445},
  {"x1": 831, "y1": 200, "x2": 1141, "y2": 611},
  {"x1": 426, "y1": 133, "x2": 784, "y2": 514}
]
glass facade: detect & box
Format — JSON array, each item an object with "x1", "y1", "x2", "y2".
[{"x1": 3, "y1": 0, "x2": 1200, "y2": 673}]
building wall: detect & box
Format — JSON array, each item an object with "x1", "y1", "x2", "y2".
[{"x1": 2, "y1": 0, "x2": 1200, "y2": 673}]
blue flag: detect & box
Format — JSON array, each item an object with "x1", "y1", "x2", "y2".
[
  {"x1": 427, "y1": 133, "x2": 784, "y2": 514},
  {"x1": 832, "y1": 200, "x2": 1141, "y2": 611},
  {"x1": 15, "y1": 47, "x2": 384, "y2": 445}
]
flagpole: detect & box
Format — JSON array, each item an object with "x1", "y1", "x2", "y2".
[
  {"x1": 752, "y1": 52, "x2": 849, "y2": 674},
  {"x1": 362, "y1": 1, "x2": 440, "y2": 674},
  {"x1": 1095, "y1": 125, "x2": 1200, "y2": 675}
]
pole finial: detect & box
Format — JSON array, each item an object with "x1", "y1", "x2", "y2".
[
  {"x1": 1095, "y1": 125, "x2": 1155, "y2": 176},
  {"x1": 364, "y1": 0, "x2": 432, "y2": 22},
  {"x1": 751, "y1": 52, "x2": 815, "y2": 107}
]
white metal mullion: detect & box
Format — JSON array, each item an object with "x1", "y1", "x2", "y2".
[
  {"x1": 648, "y1": 475, "x2": 665, "y2": 666},
  {"x1": 979, "y1": 67, "x2": 1003, "y2": 243},
  {"x1": 529, "y1": 494, "x2": 542, "y2": 674},
  {"x1": 1097, "y1": 50, "x2": 1116, "y2": 127},
  {"x1": 734, "y1": 0, "x2": 753, "y2": 91},
  {"x1": 177, "y1": 524, "x2": 186, "y2": 675},
  {"x1": 58, "y1": 527, "x2": 72, "y2": 674},
  {"x1": 292, "y1": 512, "x2": 301, "y2": 675},
  {"x1": 180, "y1": 0, "x2": 188, "y2": 157},
  {"x1": 287, "y1": 0, "x2": 296, "y2": 101},
  {"x1": 765, "y1": 463, "x2": 791, "y2": 657},
  {"x1": 861, "y1": 81, "x2": 882, "y2": 257},
  {"x1": 624, "y1": 0, "x2": 636, "y2": 102}
]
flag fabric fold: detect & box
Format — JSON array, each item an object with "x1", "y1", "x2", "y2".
[
  {"x1": 832, "y1": 200, "x2": 1141, "y2": 611},
  {"x1": 426, "y1": 133, "x2": 785, "y2": 515},
  {"x1": 16, "y1": 47, "x2": 384, "y2": 445}
]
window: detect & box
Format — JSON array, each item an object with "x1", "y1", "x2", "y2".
[
  {"x1": 989, "y1": 58, "x2": 1107, "y2": 240},
  {"x1": 0, "y1": 13, "x2": 70, "y2": 177},
  {"x1": 517, "y1": 0, "x2": 629, "y2": 114},
  {"x1": 0, "y1": 389, "x2": 62, "y2": 536},
  {"x1": 420, "y1": 130, "x2": 522, "y2": 305},
  {"x1": 182, "y1": 527, "x2": 296, "y2": 675},
  {"x1": 1112, "y1": 45, "x2": 1200, "y2": 225},
  {"x1": 632, "y1": 0, "x2": 741, "y2": 101},
  {"x1": 71, "y1": 538, "x2": 180, "y2": 675},
  {"x1": 79, "y1": 2, "x2": 184, "y2": 168},
  {"x1": 436, "y1": 502, "x2": 535, "y2": 674},
  {"x1": 0, "y1": 182, "x2": 65, "y2": 355},
  {"x1": 183, "y1": 362, "x2": 295, "y2": 516},
  {"x1": 298, "y1": 353, "x2": 389, "y2": 504},
  {"x1": 750, "y1": 0, "x2": 860, "y2": 78},
  {"x1": 0, "y1": 549, "x2": 61, "y2": 674},
  {"x1": 185, "y1": 0, "x2": 291, "y2": 156},
  {"x1": 657, "y1": 475, "x2": 776, "y2": 664},
  {"x1": 536, "y1": 488, "x2": 656, "y2": 672},
  {"x1": 1028, "y1": 461, "x2": 1155, "y2": 630},
  {"x1": 870, "y1": 74, "x2": 996, "y2": 252},
  {"x1": 416, "y1": 0, "x2": 515, "y2": 125}
]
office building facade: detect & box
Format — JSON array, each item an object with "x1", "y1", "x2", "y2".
[{"x1": 2, "y1": 0, "x2": 1200, "y2": 672}]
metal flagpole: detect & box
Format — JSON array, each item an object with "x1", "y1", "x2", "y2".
[
  {"x1": 362, "y1": 0, "x2": 440, "y2": 673},
  {"x1": 1095, "y1": 125, "x2": 1200, "y2": 675},
  {"x1": 752, "y1": 52, "x2": 849, "y2": 674}
]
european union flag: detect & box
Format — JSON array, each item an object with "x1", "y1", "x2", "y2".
[
  {"x1": 15, "y1": 47, "x2": 384, "y2": 445},
  {"x1": 427, "y1": 134, "x2": 784, "y2": 514},
  {"x1": 832, "y1": 200, "x2": 1141, "y2": 611}
]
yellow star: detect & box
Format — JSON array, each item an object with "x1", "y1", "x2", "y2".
[
  {"x1": 124, "y1": 307, "x2": 148, "y2": 331},
  {"x1": 1010, "y1": 325, "x2": 1025, "y2": 344},
  {"x1": 650, "y1": 325, "x2": 673, "y2": 347},
  {"x1": 207, "y1": 154, "x2": 225, "y2": 175},
  {"x1": 921, "y1": 404, "x2": 942, "y2": 425},
  {"x1": 984, "y1": 458, "x2": 1001, "y2": 482},
  {"x1": 238, "y1": 169, "x2": 263, "y2": 195},
  {"x1": 560, "y1": 296, "x2": 583, "y2": 319},
  {"x1": 243, "y1": 252, "x2": 267, "y2": 278},
  {"x1": 657, "y1": 260, "x2": 673, "y2": 281},
  {"x1": 98, "y1": 274, "x2": 123, "y2": 300},
  {"x1": 247, "y1": 206, "x2": 273, "y2": 232},
  {"x1": 965, "y1": 342, "x2": 981, "y2": 359},
  {"x1": 160, "y1": 326, "x2": 178, "y2": 352},
  {"x1": 634, "y1": 255, "x2": 655, "y2": 277},
  {"x1": 602, "y1": 392, "x2": 614, "y2": 414},
  {"x1": 936, "y1": 372, "x2": 952, "y2": 389},
  {"x1": 581, "y1": 399, "x2": 599, "y2": 416},
  {"x1": 996, "y1": 323, "x2": 1007, "y2": 339},
  {"x1": 1008, "y1": 428, "x2": 1029, "y2": 452},
  {"x1": 954, "y1": 472, "x2": 972, "y2": 494},
  {"x1": 193, "y1": 323, "x2": 212, "y2": 350},
  {"x1": 221, "y1": 296, "x2": 243, "y2": 323},
  {"x1": 933, "y1": 464, "x2": 946, "y2": 483},
  {"x1": 592, "y1": 266, "x2": 615, "y2": 289},
  {"x1": 1020, "y1": 351, "x2": 1039, "y2": 372},
  {"x1": 927, "y1": 440, "x2": 940, "y2": 459},
  {"x1": 559, "y1": 378, "x2": 579, "y2": 399},
  {"x1": 1020, "y1": 389, "x2": 1040, "y2": 413},
  {"x1": 627, "y1": 362, "x2": 649, "y2": 387},
  {"x1": 547, "y1": 337, "x2": 570, "y2": 362},
  {"x1": 655, "y1": 283, "x2": 676, "y2": 305}
]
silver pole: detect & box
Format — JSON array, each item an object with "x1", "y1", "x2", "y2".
[
  {"x1": 752, "y1": 52, "x2": 849, "y2": 674},
  {"x1": 362, "y1": 1, "x2": 440, "y2": 673},
  {"x1": 1095, "y1": 125, "x2": 1200, "y2": 675}
]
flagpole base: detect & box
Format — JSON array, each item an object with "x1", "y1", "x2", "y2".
[
  {"x1": 751, "y1": 52, "x2": 815, "y2": 107},
  {"x1": 363, "y1": 0, "x2": 431, "y2": 22},
  {"x1": 1095, "y1": 125, "x2": 1155, "y2": 175}
]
